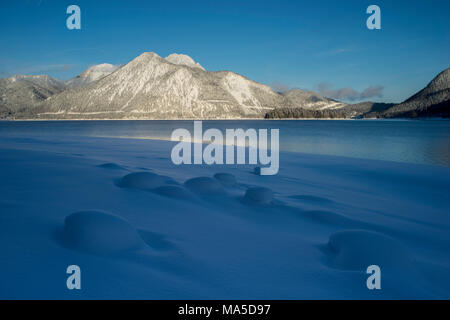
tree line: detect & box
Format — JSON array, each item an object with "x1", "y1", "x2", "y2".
[{"x1": 265, "y1": 107, "x2": 347, "y2": 119}]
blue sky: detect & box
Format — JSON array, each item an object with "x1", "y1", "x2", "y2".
[{"x1": 0, "y1": 0, "x2": 449, "y2": 103}]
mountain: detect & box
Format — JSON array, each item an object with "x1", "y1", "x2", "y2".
[
  {"x1": 0, "y1": 74, "x2": 66, "y2": 119},
  {"x1": 374, "y1": 68, "x2": 450, "y2": 118},
  {"x1": 165, "y1": 53, "x2": 205, "y2": 71},
  {"x1": 35, "y1": 52, "x2": 282, "y2": 119},
  {"x1": 264, "y1": 89, "x2": 349, "y2": 119},
  {"x1": 29, "y1": 52, "x2": 344, "y2": 120},
  {"x1": 343, "y1": 102, "x2": 394, "y2": 118},
  {"x1": 6, "y1": 52, "x2": 445, "y2": 120},
  {"x1": 281, "y1": 89, "x2": 346, "y2": 110},
  {"x1": 66, "y1": 63, "x2": 119, "y2": 87}
]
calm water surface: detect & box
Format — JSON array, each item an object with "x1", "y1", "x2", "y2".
[{"x1": 1, "y1": 120, "x2": 449, "y2": 167}]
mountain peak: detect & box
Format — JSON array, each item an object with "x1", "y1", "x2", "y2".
[
  {"x1": 81, "y1": 63, "x2": 118, "y2": 74},
  {"x1": 378, "y1": 67, "x2": 450, "y2": 118},
  {"x1": 428, "y1": 67, "x2": 450, "y2": 91},
  {"x1": 402, "y1": 67, "x2": 450, "y2": 103},
  {"x1": 132, "y1": 52, "x2": 162, "y2": 62},
  {"x1": 66, "y1": 63, "x2": 119, "y2": 88},
  {"x1": 165, "y1": 53, "x2": 205, "y2": 71}
]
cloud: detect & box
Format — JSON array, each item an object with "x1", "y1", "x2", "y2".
[
  {"x1": 317, "y1": 82, "x2": 384, "y2": 101},
  {"x1": 360, "y1": 85, "x2": 384, "y2": 99}
]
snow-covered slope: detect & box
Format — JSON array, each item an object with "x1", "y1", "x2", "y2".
[
  {"x1": 379, "y1": 68, "x2": 450, "y2": 118},
  {"x1": 165, "y1": 53, "x2": 205, "y2": 71},
  {"x1": 0, "y1": 75, "x2": 66, "y2": 118},
  {"x1": 65, "y1": 63, "x2": 119, "y2": 88},
  {"x1": 9, "y1": 74, "x2": 66, "y2": 90},
  {"x1": 282, "y1": 89, "x2": 347, "y2": 110}
]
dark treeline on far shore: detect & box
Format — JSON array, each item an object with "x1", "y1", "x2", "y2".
[{"x1": 265, "y1": 107, "x2": 347, "y2": 119}]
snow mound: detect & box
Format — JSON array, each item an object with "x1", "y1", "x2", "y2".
[
  {"x1": 63, "y1": 210, "x2": 143, "y2": 254},
  {"x1": 165, "y1": 53, "x2": 205, "y2": 71},
  {"x1": 97, "y1": 162, "x2": 125, "y2": 170},
  {"x1": 138, "y1": 230, "x2": 175, "y2": 251},
  {"x1": 325, "y1": 230, "x2": 413, "y2": 271},
  {"x1": 213, "y1": 173, "x2": 237, "y2": 187},
  {"x1": 117, "y1": 172, "x2": 177, "y2": 190},
  {"x1": 244, "y1": 187, "x2": 273, "y2": 205},
  {"x1": 184, "y1": 177, "x2": 223, "y2": 195}
]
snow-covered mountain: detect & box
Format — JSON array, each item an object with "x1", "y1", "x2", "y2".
[
  {"x1": 35, "y1": 52, "x2": 347, "y2": 119},
  {"x1": 66, "y1": 63, "x2": 120, "y2": 88},
  {"x1": 281, "y1": 89, "x2": 346, "y2": 110},
  {"x1": 0, "y1": 74, "x2": 66, "y2": 118},
  {"x1": 377, "y1": 68, "x2": 450, "y2": 118},
  {"x1": 165, "y1": 53, "x2": 205, "y2": 71},
  {"x1": 35, "y1": 52, "x2": 276, "y2": 119},
  {"x1": 3, "y1": 52, "x2": 349, "y2": 119}
]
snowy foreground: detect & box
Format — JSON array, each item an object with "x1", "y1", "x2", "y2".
[{"x1": 0, "y1": 134, "x2": 449, "y2": 299}]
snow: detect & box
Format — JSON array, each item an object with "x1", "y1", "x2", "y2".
[
  {"x1": 213, "y1": 173, "x2": 237, "y2": 187},
  {"x1": 9, "y1": 74, "x2": 66, "y2": 89},
  {"x1": 244, "y1": 187, "x2": 274, "y2": 205},
  {"x1": 63, "y1": 210, "x2": 144, "y2": 255},
  {"x1": 184, "y1": 176, "x2": 223, "y2": 195},
  {"x1": 0, "y1": 133, "x2": 449, "y2": 299},
  {"x1": 42, "y1": 52, "x2": 281, "y2": 118},
  {"x1": 36, "y1": 51, "x2": 345, "y2": 120},
  {"x1": 117, "y1": 172, "x2": 178, "y2": 190},
  {"x1": 165, "y1": 53, "x2": 205, "y2": 71},
  {"x1": 66, "y1": 63, "x2": 119, "y2": 87}
]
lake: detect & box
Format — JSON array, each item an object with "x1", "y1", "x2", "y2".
[{"x1": 1, "y1": 120, "x2": 449, "y2": 167}]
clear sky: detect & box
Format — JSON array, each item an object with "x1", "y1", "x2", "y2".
[{"x1": 0, "y1": 0, "x2": 449, "y2": 103}]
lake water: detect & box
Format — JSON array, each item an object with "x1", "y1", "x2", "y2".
[{"x1": 1, "y1": 120, "x2": 449, "y2": 167}]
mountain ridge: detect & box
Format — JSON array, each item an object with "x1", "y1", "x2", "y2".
[
  {"x1": 0, "y1": 74, "x2": 66, "y2": 118},
  {"x1": 366, "y1": 68, "x2": 450, "y2": 118},
  {"x1": 31, "y1": 52, "x2": 345, "y2": 119},
  {"x1": 1, "y1": 52, "x2": 448, "y2": 120},
  {"x1": 66, "y1": 63, "x2": 120, "y2": 88}
]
